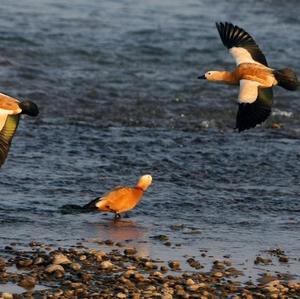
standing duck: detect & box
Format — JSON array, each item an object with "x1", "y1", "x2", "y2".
[
  {"x1": 95, "y1": 174, "x2": 152, "y2": 219},
  {"x1": 0, "y1": 93, "x2": 39, "y2": 167},
  {"x1": 199, "y1": 22, "x2": 299, "y2": 132}
]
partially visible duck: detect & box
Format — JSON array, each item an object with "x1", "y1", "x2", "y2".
[
  {"x1": 199, "y1": 22, "x2": 299, "y2": 132},
  {"x1": 95, "y1": 175, "x2": 152, "y2": 219},
  {"x1": 0, "y1": 93, "x2": 39, "y2": 167}
]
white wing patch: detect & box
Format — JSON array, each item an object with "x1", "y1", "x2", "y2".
[
  {"x1": 0, "y1": 114, "x2": 7, "y2": 131},
  {"x1": 0, "y1": 108, "x2": 20, "y2": 115},
  {"x1": 238, "y1": 80, "x2": 260, "y2": 103},
  {"x1": 229, "y1": 47, "x2": 263, "y2": 66}
]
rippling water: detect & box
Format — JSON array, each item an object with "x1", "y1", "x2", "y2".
[{"x1": 0, "y1": 0, "x2": 299, "y2": 281}]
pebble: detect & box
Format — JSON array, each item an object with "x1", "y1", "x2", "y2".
[
  {"x1": 34, "y1": 257, "x2": 44, "y2": 265},
  {"x1": 52, "y1": 253, "x2": 71, "y2": 265},
  {"x1": 254, "y1": 256, "x2": 272, "y2": 265},
  {"x1": 70, "y1": 262, "x2": 81, "y2": 271},
  {"x1": 278, "y1": 256, "x2": 288, "y2": 263},
  {"x1": 16, "y1": 259, "x2": 33, "y2": 268},
  {"x1": 18, "y1": 275, "x2": 36, "y2": 289},
  {"x1": 94, "y1": 251, "x2": 106, "y2": 261},
  {"x1": 0, "y1": 242, "x2": 298, "y2": 298},
  {"x1": 79, "y1": 255, "x2": 87, "y2": 261},
  {"x1": 0, "y1": 257, "x2": 6, "y2": 271},
  {"x1": 123, "y1": 269, "x2": 136, "y2": 278},
  {"x1": 188, "y1": 284, "x2": 200, "y2": 292},
  {"x1": 213, "y1": 271, "x2": 223, "y2": 278},
  {"x1": 2, "y1": 293, "x2": 13, "y2": 299},
  {"x1": 144, "y1": 261, "x2": 157, "y2": 270},
  {"x1": 124, "y1": 248, "x2": 137, "y2": 255},
  {"x1": 185, "y1": 278, "x2": 195, "y2": 286},
  {"x1": 45, "y1": 264, "x2": 65, "y2": 274},
  {"x1": 168, "y1": 261, "x2": 181, "y2": 270},
  {"x1": 100, "y1": 260, "x2": 113, "y2": 270}
]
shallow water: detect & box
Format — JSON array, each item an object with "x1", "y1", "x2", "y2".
[{"x1": 0, "y1": 0, "x2": 299, "y2": 283}]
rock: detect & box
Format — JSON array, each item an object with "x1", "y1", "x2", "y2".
[
  {"x1": 70, "y1": 282, "x2": 83, "y2": 289},
  {"x1": 254, "y1": 256, "x2": 272, "y2": 265},
  {"x1": 134, "y1": 272, "x2": 144, "y2": 282},
  {"x1": 288, "y1": 280, "x2": 300, "y2": 290},
  {"x1": 79, "y1": 255, "x2": 87, "y2": 261},
  {"x1": 213, "y1": 272, "x2": 223, "y2": 278},
  {"x1": 100, "y1": 261, "x2": 113, "y2": 270},
  {"x1": 278, "y1": 256, "x2": 288, "y2": 263},
  {"x1": 45, "y1": 264, "x2": 65, "y2": 274},
  {"x1": 16, "y1": 259, "x2": 33, "y2": 268},
  {"x1": 18, "y1": 276, "x2": 36, "y2": 289},
  {"x1": 187, "y1": 258, "x2": 202, "y2": 269},
  {"x1": 124, "y1": 248, "x2": 137, "y2": 255},
  {"x1": 117, "y1": 292, "x2": 127, "y2": 298},
  {"x1": 185, "y1": 278, "x2": 195, "y2": 286},
  {"x1": 152, "y1": 235, "x2": 169, "y2": 241},
  {"x1": 53, "y1": 253, "x2": 71, "y2": 265},
  {"x1": 54, "y1": 289, "x2": 64, "y2": 297},
  {"x1": 168, "y1": 261, "x2": 181, "y2": 270},
  {"x1": 153, "y1": 271, "x2": 163, "y2": 278},
  {"x1": 123, "y1": 269, "x2": 136, "y2": 278},
  {"x1": 2, "y1": 293, "x2": 13, "y2": 299},
  {"x1": 0, "y1": 257, "x2": 6, "y2": 271},
  {"x1": 104, "y1": 240, "x2": 114, "y2": 245},
  {"x1": 144, "y1": 261, "x2": 157, "y2": 270},
  {"x1": 94, "y1": 251, "x2": 106, "y2": 261},
  {"x1": 271, "y1": 123, "x2": 282, "y2": 129},
  {"x1": 34, "y1": 257, "x2": 44, "y2": 265},
  {"x1": 188, "y1": 284, "x2": 200, "y2": 292},
  {"x1": 146, "y1": 285, "x2": 156, "y2": 292},
  {"x1": 70, "y1": 262, "x2": 81, "y2": 271},
  {"x1": 198, "y1": 283, "x2": 207, "y2": 289}
]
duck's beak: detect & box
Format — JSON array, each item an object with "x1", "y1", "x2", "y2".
[{"x1": 198, "y1": 74, "x2": 206, "y2": 79}]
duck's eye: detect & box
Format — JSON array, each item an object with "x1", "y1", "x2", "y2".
[{"x1": 208, "y1": 72, "x2": 211, "y2": 75}]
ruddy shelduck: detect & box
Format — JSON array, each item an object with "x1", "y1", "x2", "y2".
[
  {"x1": 0, "y1": 93, "x2": 39, "y2": 167},
  {"x1": 95, "y1": 175, "x2": 152, "y2": 219},
  {"x1": 199, "y1": 22, "x2": 299, "y2": 132}
]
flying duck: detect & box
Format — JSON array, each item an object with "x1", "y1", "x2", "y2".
[
  {"x1": 0, "y1": 92, "x2": 39, "y2": 167},
  {"x1": 95, "y1": 174, "x2": 152, "y2": 219},
  {"x1": 199, "y1": 22, "x2": 299, "y2": 132}
]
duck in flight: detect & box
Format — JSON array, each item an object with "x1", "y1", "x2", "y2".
[
  {"x1": 199, "y1": 22, "x2": 299, "y2": 132},
  {"x1": 0, "y1": 93, "x2": 39, "y2": 167},
  {"x1": 95, "y1": 174, "x2": 152, "y2": 219}
]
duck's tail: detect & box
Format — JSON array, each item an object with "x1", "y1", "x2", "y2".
[{"x1": 273, "y1": 68, "x2": 299, "y2": 91}]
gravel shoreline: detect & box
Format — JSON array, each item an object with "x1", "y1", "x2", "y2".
[{"x1": 0, "y1": 241, "x2": 299, "y2": 299}]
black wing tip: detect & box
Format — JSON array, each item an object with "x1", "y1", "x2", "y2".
[{"x1": 235, "y1": 102, "x2": 271, "y2": 132}]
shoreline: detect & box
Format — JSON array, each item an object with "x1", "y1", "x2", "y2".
[{"x1": 0, "y1": 239, "x2": 299, "y2": 298}]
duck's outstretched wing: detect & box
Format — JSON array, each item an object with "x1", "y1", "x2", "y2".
[
  {"x1": 0, "y1": 114, "x2": 20, "y2": 167},
  {"x1": 216, "y1": 22, "x2": 268, "y2": 66},
  {"x1": 235, "y1": 87, "x2": 273, "y2": 132}
]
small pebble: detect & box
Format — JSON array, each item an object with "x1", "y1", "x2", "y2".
[{"x1": 45, "y1": 264, "x2": 65, "y2": 274}]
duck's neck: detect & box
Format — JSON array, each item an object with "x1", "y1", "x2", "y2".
[{"x1": 210, "y1": 71, "x2": 238, "y2": 84}]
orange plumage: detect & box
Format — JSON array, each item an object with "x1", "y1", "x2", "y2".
[{"x1": 95, "y1": 175, "x2": 152, "y2": 219}]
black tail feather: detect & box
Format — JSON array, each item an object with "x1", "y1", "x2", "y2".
[{"x1": 274, "y1": 68, "x2": 299, "y2": 91}]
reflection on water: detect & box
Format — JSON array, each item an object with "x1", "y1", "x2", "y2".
[{"x1": 95, "y1": 219, "x2": 150, "y2": 257}]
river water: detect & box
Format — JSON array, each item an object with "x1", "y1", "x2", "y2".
[{"x1": 0, "y1": 0, "x2": 299, "y2": 283}]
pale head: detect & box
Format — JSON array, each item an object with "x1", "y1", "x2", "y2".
[
  {"x1": 136, "y1": 174, "x2": 152, "y2": 191},
  {"x1": 198, "y1": 71, "x2": 225, "y2": 81}
]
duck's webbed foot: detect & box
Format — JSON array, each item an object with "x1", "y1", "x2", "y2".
[{"x1": 114, "y1": 213, "x2": 121, "y2": 220}]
